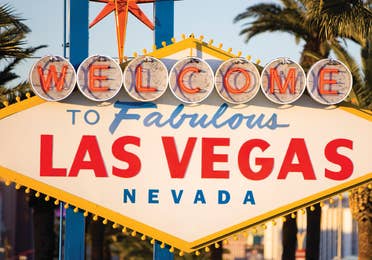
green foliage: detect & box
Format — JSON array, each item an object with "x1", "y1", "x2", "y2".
[
  {"x1": 234, "y1": 0, "x2": 372, "y2": 108},
  {"x1": 0, "y1": 3, "x2": 46, "y2": 87},
  {"x1": 306, "y1": 0, "x2": 372, "y2": 44},
  {"x1": 0, "y1": 82, "x2": 34, "y2": 108}
]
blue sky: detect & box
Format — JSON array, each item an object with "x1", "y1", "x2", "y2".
[{"x1": 7, "y1": 0, "x2": 360, "y2": 87}]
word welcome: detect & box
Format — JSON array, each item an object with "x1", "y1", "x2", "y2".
[{"x1": 30, "y1": 55, "x2": 352, "y2": 105}]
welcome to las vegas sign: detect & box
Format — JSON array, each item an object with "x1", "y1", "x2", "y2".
[{"x1": 0, "y1": 37, "x2": 371, "y2": 253}]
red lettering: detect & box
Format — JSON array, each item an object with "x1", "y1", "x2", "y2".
[
  {"x1": 162, "y1": 137, "x2": 197, "y2": 178},
  {"x1": 68, "y1": 136, "x2": 108, "y2": 177},
  {"x1": 224, "y1": 68, "x2": 250, "y2": 94},
  {"x1": 278, "y1": 138, "x2": 316, "y2": 180},
  {"x1": 238, "y1": 139, "x2": 273, "y2": 180},
  {"x1": 40, "y1": 135, "x2": 67, "y2": 176},
  {"x1": 325, "y1": 139, "x2": 353, "y2": 180},
  {"x1": 319, "y1": 68, "x2": 338, "y2": 95},
  {"x1": 89, "y1": 65, "x2": 109, "y2": 92},
  {"x1": 112, "y1": 136, "x2": 141, "y2": 178},
  {"x1": 37, "y1": 65, "x2": 68, "y2": 92},
  {"x1": 202, "y1": 138, "x2": 230, "y2": 178},
  {"x1": 135, "y1": 65, "x2": 157, "y2": 92},
  {"x1": 178, "y1": 67, "x2": 201, "y2": 94},
  {"x1": 270, "y1": 68, "x2": 296, "y2": 94}
]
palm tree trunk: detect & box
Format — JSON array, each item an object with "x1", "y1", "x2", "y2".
[
  {"x1": 349, "y1": 184, "x2": 372, "y2": 259},
  {"x1": 210, "y1": 241, "x2": 222, "y2": 260},
  {"x1": 88, "y1": 220, "x2": 105, "y2": 260},
  {"x1": 305, "y1": 203, "x2": 321, "y2": 260},
  {"x1": 357, "y1": 218, "x2": 372, "y2": 260},
  {"x1": 282, "y1": 216, "x2": 297, "y2": 260},
  {"x1": 29, "y1": 196, "x2": 55, "y2": 260},
  {"x1": 299, "y1": 39, "x2": 329, "y2": 72}
]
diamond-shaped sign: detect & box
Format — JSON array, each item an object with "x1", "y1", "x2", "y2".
[{"x1": 0, "y1": 38, "x2": 371, "y2": 253}]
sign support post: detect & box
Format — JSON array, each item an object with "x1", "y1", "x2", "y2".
[
  {"x1": 154, "y1": 1, "x2": 174, "y2": 259},
  {"x1": 154, "y1": 0, "x2": 174, "y2": 48},
  {"x1": 154, "y1": 243, "x2": 173, "y2": 260},
  {"x1": 64, "y1": 0, "x2": 89, "y2": 259}
]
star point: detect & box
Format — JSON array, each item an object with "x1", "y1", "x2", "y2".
[{"x1": 90, "y1": 0, "x2": 155, "y2": 62}]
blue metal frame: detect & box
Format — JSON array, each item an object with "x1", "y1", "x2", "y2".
[
  {"x1": 64, "y1": 0, "x2": 89, "y2": 259},
  {"x1": 154, "y1": 242, "x2": 174, "y2": 260},
  {"x1": 65, "y1": 208, "x2": 85, "y2": 260},
  {"x1": 153, "y1": 1, "x2": 174, "y2": 259},
  {"x1": 154, "y1": 0, "x2": 174, "y2": 48},
  {"x1": 63, "y1": 0, "x2": 174, "y2": 259}
]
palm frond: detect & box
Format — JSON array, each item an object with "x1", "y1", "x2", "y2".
[
  {"x1": 0, "y1": 57, "x2": 22, "y2": 85},
  {"x1": 235, "y1": 3, "x2": 310, "y2": 42},
  {"x1": 0, "y1": 4, "x2": 47, "y2": 86},
  {"x1": 307, "y1": 0, "x2": 372, "y2": 44},
  {"x1": 0, "y1": 4, "x2": 29, "y2": 32},
  {"x1": 330, "y1": 39, "x2": 371, "y2": 107}
]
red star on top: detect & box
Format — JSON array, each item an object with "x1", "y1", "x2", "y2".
[{"x1": 90, "y1": 0, "x2": 155, "y2": 62}]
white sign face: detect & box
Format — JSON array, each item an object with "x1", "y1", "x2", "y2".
[{"x1": 1, "y1": 40, "x2": 371, "y2": 253}]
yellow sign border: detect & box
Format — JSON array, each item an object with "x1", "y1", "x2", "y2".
[{"x1": 1, "y1": 37, "x2": 371, "y2": 253}]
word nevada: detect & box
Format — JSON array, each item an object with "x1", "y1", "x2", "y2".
[{"x1": 30, "y1": 55, "x2": 352, "y2": 105}]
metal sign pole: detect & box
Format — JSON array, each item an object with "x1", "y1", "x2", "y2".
[
  {"x1": 64, "y1": 0, "x2": 89, "y2": 259},
  {"x1": 154, "y1": 0, "x2": 174, "y2": 48},
  {"x1": 154, "y1": 0, "x2": 174, "y2": 259}
]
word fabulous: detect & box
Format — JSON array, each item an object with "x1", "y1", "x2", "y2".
[{"x1": 30, "y1": 55, "x2": 352, "y2": 105}]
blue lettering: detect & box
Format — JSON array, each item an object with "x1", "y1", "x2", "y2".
[
  {"x1": 84, "y1": 109, "x2": 100, "y2": 125},
  {"x1": 243, "y1": 190, "x2": 256, "y2": 205},
  {"x1": 109, "y1": 102, "x2": 157, "y2": 134},
  {"x1": 171, "y1": 189, "x2": 183, "y2": 204},
  {"x1": 109, "y1": 102, "x2": 289, "y2": 132},
  {"x1": 167, "y1": 104, "x2": 185, "y2": 129},
  {"x1": 143, "y1": 112, "x2": 164, "y2": 127},
  {"x1": 218, "y1": 190, "x2": 230, "y2": 204},
  {"x1": 226, "y1": 114, "x2": 243, "y2": 129},
  {"x1": 123, "y1": 189, "x2": 136, "y2": 203},
  {"x1": 67, "y1": 109, "x2": 81, "y2": 125},
  {"x1": 148, "y1": 189, "x2": 159, "y2": 204},
  {"x1": 194, "y1": 189, "x2": 206, "y2": 204}
]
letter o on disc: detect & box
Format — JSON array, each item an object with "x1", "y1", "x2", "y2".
[
  {"x1": 261, "y1": 58, "x2": 306, "y2": 104},
  {"x1": 123, "y1": 56, "x2": 168, "y2": 101},
  {"x1": 169, "y1": 57, "x2": 214, "y2": 104},
  {"x1": 77, "y1": 55, "x2": 123, "y2": 102},
  {"x1": 307, "y1": 58, "x2": 352, "y2": 105},
  {"x1": 215, "y1": 58, "x2": 260, "y2": 104},
  {"x1": 29, "y1": 55, "x2": 76, "y2": 101}
]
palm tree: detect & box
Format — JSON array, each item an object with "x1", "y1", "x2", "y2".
[
  {"x1": 234, "y1": 2, "x2": 325, "y2": 259},
  {"x1": 304, "y1": 0, "x2": 372, "y2": 108},
  {"x1": 235, "y1": 1, "x2": 372, "y2": 259},
  {"x1": 234, "y1": 0, "x2": 372, "y2": 108},
  {"x1": 0, "y1": 3, "x2": 45, "y2": 87},
  {"x1": 308, "y1": 2, "x2": 372, "y2": 258},
  {"x1": 0, "y1": 4, "x2": 51, "y2": 259},
  {"x1": 234, "y1": 0, "x2": 331, "y2": 71}
]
